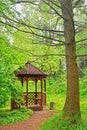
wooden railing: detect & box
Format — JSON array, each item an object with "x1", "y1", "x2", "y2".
[
  {"x1": 23, "y1": 92, "x2": 46, "y2": 106},
  {"x1": 11, "y1": 92, "x2": 46, "y2": 110}
]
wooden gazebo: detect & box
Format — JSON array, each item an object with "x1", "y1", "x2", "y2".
[{"x1": 12, "y1": 62, "x2": 47, "y2": 111}]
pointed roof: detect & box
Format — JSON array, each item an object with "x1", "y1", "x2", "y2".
[{"x1": 15, "y1": 62, "x2": 47, "y2": 77}]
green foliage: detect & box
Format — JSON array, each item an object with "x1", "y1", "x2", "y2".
[
  {"x1": 0, "y1": 35, "x2": 14, "y2": 107},
  {"x1": 0, "y1": 108, "x2": 33, "y2": 125},
  {"x1": 76, "y1": 30, "x2": 87, "y2": 56},
  {"x1": 46, "y1": 69, "x2": 66, "y2": 95},
  {"x1": 80, "y1": 68, "x2": 87, "y2": 98},
  {"x1": 0, "y1": 87, "x2": 10, "y2": 107},
  {"x1": 11, "y1": 81, "x2": 24, "y2": 104},
  {"x1": 0, "y1": 0, "x2": 16, "y2": 24},
  {"x1": 14, "y1": 31, "x2": 64, "y2": 75},
  {"x1": 0, "y1": 1, "x2": 9, "y2": 14},
  {"x1": 10, "y1": 0, "x2": 16, "y2": 3},
  {"x1": 0, "y1": 34, "x2": 26, "y2": 107}
]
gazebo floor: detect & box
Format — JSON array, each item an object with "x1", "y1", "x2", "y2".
[{"x1": 28, "y1": 105, "x2": 43, "y2": 111}]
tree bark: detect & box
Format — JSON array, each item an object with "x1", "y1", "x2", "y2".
[{"x1": 60, "y1": 0, "x2": 81, "y2": 120}]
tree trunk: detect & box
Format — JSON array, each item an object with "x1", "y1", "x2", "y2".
[{"x1": 60, "y1": 0, "x2": 81, "y2": 120}]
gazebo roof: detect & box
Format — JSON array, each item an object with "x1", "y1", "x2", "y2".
[{"x1": 15, "y1": 62, "x2": 47, "y2": 77}]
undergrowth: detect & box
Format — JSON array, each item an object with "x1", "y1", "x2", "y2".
[{"x1": 0, "y1": 106, "x2": 33, "y2": 125}]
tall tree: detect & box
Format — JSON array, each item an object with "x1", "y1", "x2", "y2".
[{"x1": 60, "y1": 0, "x2": 80, "y2": 119}]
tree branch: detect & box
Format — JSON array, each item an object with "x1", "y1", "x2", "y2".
[
  {"x1": 11, "y1": 44, "x2": 65, "y2": 57},
  {"x1": 2, "y1": 13, "x2": 64, "y2": 34},
  {"x1": 0, "y1": 20, "x2": 65, "y2": 44},
  {"x1": 16, "y1": 0, "x2": 39, "y2": 5},
  {"x1": 76, "y1": 38, "x2": 87, "y2": 43},
  {"x1": 11, "y1": 45, "x2": 87, "y2": 58},
  {"x1": 77, "y1": 54, "x2": 87, "y2": 57},
  {"x1": 42, "y1": 0, "x2": 64, "y2": 19},
  {"x1": 48, "y1": 0, "x2": 62, "y2": 10}
]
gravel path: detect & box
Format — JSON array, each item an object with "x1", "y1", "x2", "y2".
[{"x1": 0, "y1": 110, "x2": 54, "y2": 130}]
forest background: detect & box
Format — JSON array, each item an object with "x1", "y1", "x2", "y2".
[{"x1": 0, "y1": 0, "x2": 87, "y2": 129}]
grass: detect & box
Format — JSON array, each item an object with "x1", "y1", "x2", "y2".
[
  {"x1": 46, "y1": 93, "x2": 65, "y2": 111},
  {"x1": 0, "y1": 107, "x2": 33, "y2": 125},
  {"x1": 39, "y1": 93, "x2": 87, "y2": 130},
  {"x1": 38, "y1": 113, "x2": 87, "y2": 130}
]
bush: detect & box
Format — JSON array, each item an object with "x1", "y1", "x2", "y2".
[{"x1": 0, "y1": 108, "x2": 33, "y2": 125}]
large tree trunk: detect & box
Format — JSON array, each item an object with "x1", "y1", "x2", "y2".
[{"x1": 60, "y1": 0, "x2": 81, "y2": 120}]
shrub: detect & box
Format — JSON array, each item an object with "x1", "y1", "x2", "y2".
[{"x1": 0, "y1": 108, "x2": 33, "y2": 125}]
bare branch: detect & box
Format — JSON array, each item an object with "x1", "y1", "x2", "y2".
[
  {"x1": 76, "y1": 38, "x2": 87, "y2": 43},
  {"x1": 48, "y1": 0, "x2": 62, "y2": 10},
  {"x1": 16, "y1": 0, "x2": 39, "y2": 5},
  {"x1": 32, "y1": 53, "x2": 65, "y2": 57},
  {"x1": 77, "y1": 54, "x2": 87, "y2": 57},
  {"x1": 46, "y1": 43, "x2": 65, "y2": 46}
]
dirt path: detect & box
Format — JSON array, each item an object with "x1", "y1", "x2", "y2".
[{"x1": 0, "y1": 110, "x2": 54, "y2": 130}]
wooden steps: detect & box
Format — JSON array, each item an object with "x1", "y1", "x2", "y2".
[{"x1": 28, "y1": 105, "x2": 43, "y2": 111}]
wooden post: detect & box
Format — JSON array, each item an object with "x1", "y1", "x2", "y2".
[
  {"x1": 35, "y1": 79, "x2": 37, "y2": 104},
  {"x1": 41, "y1": 79, "x2": 43, "y2": 106},
  {"x1": 21, "y1": 78, "x2": 23, "y2": 87},
  {"x1": 35, "y1": 79, "x2": 37, "y2": 93},
  {"x1": 44, "y1": 79, "x2": 46, "y2": 106},
  {"x1": 26, "y1": 78, "x2": 28, "y2": 107},
  {"x1": 44, "y1": 79, "x2": 46, "y2": 92}
]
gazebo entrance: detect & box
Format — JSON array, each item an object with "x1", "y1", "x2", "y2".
[
  {"x1": 23, "y1": 77, "x2": 46, "y2": 111},
  {"x1": 12, "y1": 62, "x2": 47, "y2": 111}
]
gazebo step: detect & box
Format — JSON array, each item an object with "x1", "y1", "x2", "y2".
[{"x1": 28, "y1": 105, "x2": 43, "y2": 111}]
